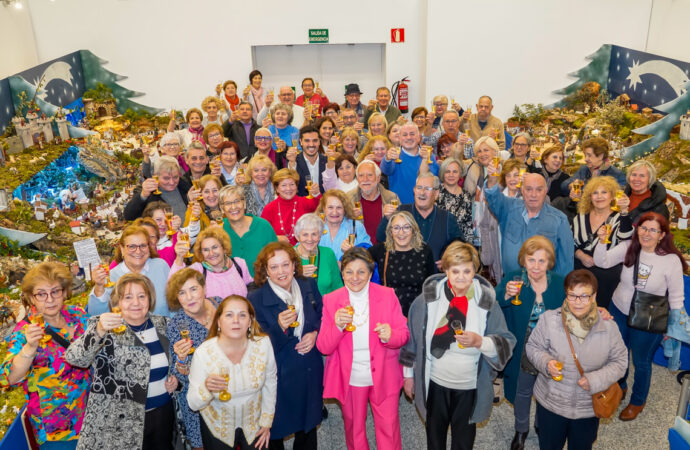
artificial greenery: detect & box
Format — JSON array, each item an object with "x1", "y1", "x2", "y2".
[{"x1": 82, "y1": 83, "x2": 115, "y2": 103}]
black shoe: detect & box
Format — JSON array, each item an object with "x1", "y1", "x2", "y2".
[
  {"x1": 322, "y1": 405, "x2": 329, "y2": 420},
  {"x1": 510, "y1": 431, "x2": 528, "y2": 450}
]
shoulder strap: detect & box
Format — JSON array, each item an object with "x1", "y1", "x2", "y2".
[
  {"x1": 46, "y1": 328, "x2": 71, "y2": 349},
  {"x1": 383, "y1": 251, "x2": 390, "y2": 287},
  {"x1": 230, "y1": 257, "x2": 243, "y2": 279},
  {"x1": 633, "y1": 252, "x2": 639, "y2": 287},
  {"x1": 561, "y1": 311, "x2": 585, "y2": 377}
]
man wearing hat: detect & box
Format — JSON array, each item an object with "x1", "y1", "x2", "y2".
[{"x1": 341, "y1": 83, "x2": 366, "y2": 124}]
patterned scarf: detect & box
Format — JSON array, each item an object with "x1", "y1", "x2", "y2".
[
  {"x1": 562, "y1": 299, "x2": 599, "y2": 343},
  {"x1": 188, "y1": 126, "x2": 205, "y2": 147},
  {"x1": 251, "y1": 86, "x2": 265, "y2": 115},
  {"x1": 430, "y1": 281, "x2": 475, "y2": 358}
]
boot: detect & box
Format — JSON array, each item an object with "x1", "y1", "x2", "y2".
[
  {"x1": 510, "y1": 431, "x2": 528, "y2": 450},
  {"x1": 619, "y1": 403, "x2": 645, "y2": 421}
]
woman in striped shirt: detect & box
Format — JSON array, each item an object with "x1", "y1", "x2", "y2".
[{"x1": 66, "y1": 273, "x2": 179, "y2": 450}]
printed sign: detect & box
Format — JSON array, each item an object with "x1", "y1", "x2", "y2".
[{"x1": 309, "y1": 29, "x2": 329, "y2": 44}]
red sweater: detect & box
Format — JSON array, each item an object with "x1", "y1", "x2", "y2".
[
  {"x1": 261, "y1": 195, "x2": 320, "y2": 245},
  {"x1": 361, "y1": 195, "x2": 383, "y2": 244}
]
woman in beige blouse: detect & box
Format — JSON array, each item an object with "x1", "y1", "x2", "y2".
[{"x1": 187, "y1": 295, "x2": 277, "y2": 449}]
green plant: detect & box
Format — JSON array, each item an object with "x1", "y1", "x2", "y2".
[{"x1": 83, "y1": 83, "x2": 115, "y2": 102}]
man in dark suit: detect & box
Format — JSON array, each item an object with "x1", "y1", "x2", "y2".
[
  {"x1": 285, "y1": 125, "x2": 327, "y2": 197},
  {"x1": 222, "y1": 101, "x2": 259, "y2": 160}
]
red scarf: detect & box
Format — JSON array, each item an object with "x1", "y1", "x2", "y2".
[
  {"x1": 225, "y1": 94, "x2": 239, "y2": 112},
  {"x1": 188, "y1": 126, "x2": 205, "y2": 147}
]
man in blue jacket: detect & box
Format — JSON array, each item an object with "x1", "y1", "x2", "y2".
[{"x1": 485, "y1": 167, "x2": 574, "y2": 278}]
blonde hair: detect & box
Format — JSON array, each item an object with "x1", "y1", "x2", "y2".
[
  {"x1": 246, "y1": 154, "x2": 277, "y2": 185},
  {"x1": 626, "y1": 160, "x2": 657, "y2": 187},
  {"x1": 577, "y1": 175, "x2": 620, "y2": 214},
  {"x1": 385, "y1": 211, "x2": 424, "y2": 253},
  {"x1": 271, "y1": 168, "x2": 300, "y2": 190},
  {"x1": 316, "y1": 189, "x2": 355, "y2": 221},
  {"x1": 192, "y1": 227, "x2": 232, "y2": 264},
  {"x1": 367, "y1": 112, "x2": 388, "y2": 134},
  {"x1": 357, "y1": 135, "x2": 392, "y2": 163},
  {"x1": 201, "y1": 96, "x2": 223, "y2": 113}
]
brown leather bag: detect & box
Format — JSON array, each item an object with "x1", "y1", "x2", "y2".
[{"x1": 561, "y1": 313, "x2": 623, "y2": 419}]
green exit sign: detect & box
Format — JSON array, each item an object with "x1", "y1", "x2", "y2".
[{"x1": 309, "y1": 29, "x2": 329, "y2": 44}]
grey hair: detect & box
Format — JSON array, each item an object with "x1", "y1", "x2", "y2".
[
  {"x1": 626, "y1": 159, "x2": 657, "y2": 187},
  {"x1": 384, "y1": 211, "x2": 424, "y2": 253},
  {"x1": 270, "y1": 103, "x2": 294, "y2": 124},
  {"x1": 255, "y1": 127, "x2": 272, "y2": 136},
  {"x1": 512, "y1": 132, "x2": 532, "y2": 146},
  {"x1": 154, "y1": 155, "x2": 180, "y2": 175},
  {"x1": 238, "y1": 100, "x2": 253, "y2": 111},
  {"x1": 294, "y1": 213, "x2": 324, "y2": 237},
  {"x1": 441, "y1": 109, "x2": 460, "y2": 129},
  {"x1": 432, "y1": 95, "x2": 448, "y2": 105},
  {"x1": 185, "y1": 140, "x2": 206, "y2": 156},
  {"x1": 416, "y1": 172, "x2": 441, "y2": 190},
  {"x1": 356, "y1": 159, "x2": 381, "y2": 178},
  {"x1": 474, "y1": 136, "x2": 499, "y2": 154},
  {"x1": 218, "y1": 184, "x2": 246, "y2": 206},
  {"x1": 159, "y1": 132, "x2": 181, "y2": 147},
  {"x1": 439, "y1": 157, "x2": 465, "y2": 184}
]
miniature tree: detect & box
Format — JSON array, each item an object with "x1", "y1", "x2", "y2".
[
  {"x1": 623, "y1": 80, "x2": 690, "y2": 163},
  {"x1": 550, "y1": 45, "x2": 612, "y2": 108}
]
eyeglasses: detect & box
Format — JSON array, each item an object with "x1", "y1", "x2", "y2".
[
  {"x1": 566, "y1": 292, "x2": 593, "y2": 303},
  {"x1": 162, "y1": 143, "x2": 180, "y2": 148},
  {"x1": 391, "y1": 225, "x2": 412, "y2": 233},
  {"x1": 414, "y1": 185, "x2": 436, "y2": 192},
  {"x1": 208, "y1": 132, "x2": 222, "y2": 139},
  {"x1": 255, "y1": 136, "x2": 272, "y2": 142},
  {"x1": 639, "y1": 225, "x2": 661, "y2": 234},
  {"x1": 433, "y1": 102, "x2": 448, "y2": 107},
  {"x1": 513, "y1": 143, "x2": 529, "y2": 148},
  {"x1": 125, "y1": 244, "x2": 149, "y2": 253},
  {"x1": 32, "y1": 288, "x2": 64, "y2": 302},
  {"x1": 222, "y1": 199, "x2": 243, "y2": 207}
]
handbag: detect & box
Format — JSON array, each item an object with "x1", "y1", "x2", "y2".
[
  {"x1": 627, "y1": 254, "x2": 669, "y2": 334},
  {"x1": 561, "y1": 312, "x2": 623, "y2": 419}
]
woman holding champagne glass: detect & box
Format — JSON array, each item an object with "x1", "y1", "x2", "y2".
[
  {"x1": 166, "y1": 268, "x2": 219, "y2": 450},
  {"x1": 0, "y1": 262, "x2": 91, "y2": 449},
  {"x1": 317, "y1": 189, "x2": 372, "y2": 261},
  {"x1": 249, "y1": 242, "x2": 324, "y2": 450},
  {"x1": 66, "y1": 273, "x2": 179, "y2": 449},
  {"x1": 294, "y1": 213, "x2": 343, "y2": 296},
  {"x1": 317, "y1": 248, "x2": 409, "y2": 449},
  {"x1": 184, "y1": 175, "x2": 224, "y2": 230}
]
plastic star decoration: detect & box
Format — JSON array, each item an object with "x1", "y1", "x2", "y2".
[{"x1": 627, "y1": 60, "x2": 642, "y2": 91}]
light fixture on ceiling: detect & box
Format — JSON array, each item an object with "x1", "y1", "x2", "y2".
[{"x1": 1, "y1": 0, "x2": 24, "y2": 8}]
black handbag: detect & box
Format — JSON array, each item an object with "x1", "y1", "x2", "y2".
[{"x1": 627, "y1": 254, "x2": 669, "y2": 334}]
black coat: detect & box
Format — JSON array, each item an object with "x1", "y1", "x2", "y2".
[
  {"x1": 223, "y1": 119, "x2": 260, "y2": 160},
  {"x1": 295, "y1": 153, "x2": 327, "y2": 197},
  {"x1": 625, "y1": 180, "x2": 670, "y2": 225},
  {"x1": 123, "y1": 180, "x2": 191, "y2": 220}
]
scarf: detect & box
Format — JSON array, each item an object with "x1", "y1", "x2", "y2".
[
  {"x1": 430, "y1": 281, "x2": 475, "y2": 358},
  {"x1": 188, "y1": 126, "x2": 205, "y2": 147},
  {"x1": 562, "y1": 299, "x2": 599, "y2": 343},
  {"x1": 176, "y1": 154, "x2": 189, "y2": 173},
  {"x1": 540, "y1": 166, "x2": 563, "y2": 193},
  {"x1": 225, "y1": 94, "x2": 239, "y2": 112},
  {"x1": 251, "y1": 86, "x2": 265, "y2": 116},
  {"x1": 267, "y1": 278, "x2": 304, "y2": 339},
  {"x1": 201, "y1": 256, "x2": 230, "y2": 273},
  {"x1": 250, "y1": 182, "x2": 275, "y2": 212}
]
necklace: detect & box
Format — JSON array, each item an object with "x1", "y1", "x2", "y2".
[
  {"x1": 277, "y1": 198, "x2": 298, "y2": 239},
  {"x1": 129, "y1": 319, "x2": 151, "y2": 340},
  {"x1": 351, "y1": 302, "x2": 370, "y2": 328}
]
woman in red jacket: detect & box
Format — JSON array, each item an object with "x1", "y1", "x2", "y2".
[{"x1": 317, "y1": 248, "x2": 409, "y2": 450}]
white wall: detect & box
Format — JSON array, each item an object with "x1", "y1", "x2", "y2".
[
  {"x1": 10, "y1": 0, "x2": 690, "y2": 120},
  {"x1": 0, "y1": 4, "x2": 38, "y2": 79}
]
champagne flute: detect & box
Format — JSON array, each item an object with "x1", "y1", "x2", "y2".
[
  {"x1": 179, "y1": 232, "x2": 194, "y2": 258},
  {"x1": 611, "y1": 190, "x2": 623, "y2": 212},
  {"x1": 180, "y1": 326, "x2": 194, "y2": 354},
  {"x1": 572, "y1": 180, "x2": 584, "y2": 202},
  {"x1": 319, "y1": 213, "x2": 328, "y2": 234},
  {"x1": 348, "y1": 233, "x2": 356, "y2": 246},
  {"x1": 354, "y1": 201, "x2": 363, "y2": 220},
  {"x1": 218, "y1": 366, "x2": 232, "y2": 401},
  {"x1": 395, "y1": 147, "x2": 402, "y2": 164},
  {"x1": 101, "y1": 263, "x2": 115, "y2": 287},
  {"x1": 390, "y1": 199, "x2": 399, "y2": 208},
  {"x1": 511, "y1": 276, "x2": 523, "y2": 306},
  {"x1": 425, "y1": 145, "x2": 433, "y2": 164},
  {"x1": 534, "y1": 146, "x2": 542, "y2": 161},
  {"x1": 164, "y1": 207, "x2": 174, "y2": 236},
  {"x1": 450, "y1": 319, "x2": 464, "y2": 349},
  {"x1": 305, "y1": 175, "x2": 314, "y2": 199},
  {"x1": 111, "y1": 306, "x2": 127, "y2": 334},
  {"x1": 152, "y1": 175, "x2": 162, "y2": 195},
  {"x1": 344, "y1": 305, "x2": 356, "y2": 332},
  {"x1": 308, "y1": 253, "x2": 318, "y2": 278},
  {"x1": 287, "y1": 303, "x2": 300, "y2": 328},
  {"x1": 328, "y1": 143, "x2": 336, "y2": 161},
  {"x1": 491, "y1": 157, "x2": 501, "y2": 176},
  {"x1": 552, "y1": 361, "x2": 564, "y2": 381},
  {"x1": 33, "y1": 313, "x2": 52, "y2": 345},
  {"x1": 603, "y1": 223, "x2": 613, "y2": 244},
  {"x1": 516, "y1": 168, "x2": 527, "y2": 188}
]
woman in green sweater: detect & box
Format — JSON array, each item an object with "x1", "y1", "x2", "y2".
[
  {"x1": 294, "y1": 213, "x2": 343, "y2": 296},
  {"x1": 219, "y1": 185, "x2": 277, "y2": 277}
]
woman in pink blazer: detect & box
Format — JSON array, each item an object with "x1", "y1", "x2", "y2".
[{"x1": 316, "y1": 247, "x2": 409, "y2": 450}]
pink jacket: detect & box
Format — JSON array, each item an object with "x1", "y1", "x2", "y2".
[{"x1": 317, "y1": 283, "x2": 409, "y2": 405}]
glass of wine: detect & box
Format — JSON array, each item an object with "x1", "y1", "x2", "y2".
[
  {"x1": 511, "y1": 276, "x2": 523, "y2": 306},
  {"x1": 164, "y1": 207, "x2": 174, "y2": 236},
  {"x1": 354, "y1": 201, "x2": 363, "y2": 220},
  {"x1": 152, "y1": 175, "x2": 162, "y2": 195},
  {"x1": 552, "y1": 361, "x2": 564, "y2": 381},
  {"x1": 425, "y1": 146, "x2": 433, "y2": 164},
  {"x1": 305, "y1": 175, "x2": 314, "y2": 199},
  {"x1": 450, "y1": 319, "x2": 464, "y2": 348},
  {"x1": 111, "y1": 306, "x2": 127, "y2": 334},
  {"x1": 516, "y1": 168, "x2": 527, "y2": 188},
  {"x1": 33, "y1": 313, "x2": 52, "y2": 345},
  {"x1": 287, "y1": 304, "x2": 299, "y2": 328},
  {"x1": 391, "y1": 199, "x2": 399, "y2": 208},
  {"x1": 179, "y1": 232, "x2": 194, "y2": 258},
  {"x1": 491, "y1": 157, "x2": 501, "y2": 176},
  {"x1": 611, "y1": 190, "x2": 623, "y2": 212},
  {"x1": 603, "y1": 223, "x2": 613, "y2": 244},
  {"x1": 348, "y1": 233, "x2": 356, "y2": 246},
  {"x1": 395, "y1": 147, "x2": 402, "y2": 164},
  {"x1": 218, "y1": 367, "x2": 232, "y2": 401},
  {"x1": 180, "y1": 326, "x2": 194, "y2": 354},
  {"x1": 102, "y1": 263, "x2": 115, "y2": 287},
  {"x1": 308, "y1": 253, "x2": 318, "y2": 278},
  {"x1": 344, "y1": 305, "x2": 356, "y2": 332}
]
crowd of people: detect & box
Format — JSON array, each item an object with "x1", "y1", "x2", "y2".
[{"x1": 0, "y1": 70, "x2": 686, "y2": 450}]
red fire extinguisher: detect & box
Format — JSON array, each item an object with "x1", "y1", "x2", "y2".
[{"x1": 391, "y1": 77, "x2": 409, "y2": 114}]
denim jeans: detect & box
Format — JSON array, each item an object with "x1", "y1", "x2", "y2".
[
  {"x1": 514, "y1": 369, "x2": 538, "y2": 433},
  {"x1": 610, "y1": 302, "x2": 664, "y2": 405}
]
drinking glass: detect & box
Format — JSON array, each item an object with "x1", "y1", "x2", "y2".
[
  {"x1": 152, "y1": 175, "x2": 162, "y2": 195},
  {"x1": 552, "y1": 361, "x2": 564, "y2": 381},
  {"x1": 179, "y1": 232, "x2": 194, "y2": 258},
  {"x1": 395, "y1": 147, "x2": 402, "y2": 164},
  {"x1": 516, "y1": 168, "x2": 527, "y2": 188},
  {"x1": 603, "y1": 223, "x2": 612, "y2": 244},
  {"x1": 611, "y1": 190, "x2": 623, "y2": 212},
  {"x1": 180, "y1": 325, "x2": 194, "y2": 354},
  {"x1": 391, "y1": 199, "x2": 399, "y2": 208},
  {"x1": 287, "y1": 303, "x2": 299, "y2": 328},
  {"x1": 33, "y1": 313, "x2": 52, "y2": 345},
  {"x1": 102, "y1": 263, "x2": 115, "y2": 287},
  {"x1": 511, "y1": 276, "x2": 523, "y2": 306},
  {"x1": 344, "y1": 305, "x2": 356, "y2": 332},
  {"x1": 348, "y1": 233, "x2": 356, "y2": 246},
  {"x1": 354, "y1": 201, "x2": 363, "y2": 220},
  {"x1": 164, "y1": 207, "x2": 174, "y2": 236},
  {"x1": 450, "y1": 319, "x2": 464, "y2": 348},
  {"x1": 305, "y1": 175, "x2": 314, "y2": 199},
  {"x1": 111, "y1": 306, "x2": 127, "y2": 334},
  {"x1": 491, "y1": 157, "x2": 501, "y2": 176},
  {"x1": 319, "y1": 213, "x2": 328, "y2": 234},
  {"x1": 218, "y1": 367, "x2": 232, "y2": 401},
  {"x1": 308, "y1": 253, "x2": 318, "y2": 278}
]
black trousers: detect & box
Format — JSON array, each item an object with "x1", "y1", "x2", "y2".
[
  {"x1": 268, "y1": 427, "x2": 317, "y2": 450},
  {"x1": 425, "y1": 380, "x2": 476, "y2": 450},
  {"x1": 200, "y1": 418, "x2": 256, "y2": 450},
  {"x1": 536, "y1": 402, "x2": 599, "y2": 450},
  {"x1": 142, "y1": 400, "x2": 175, "y2": 450}
]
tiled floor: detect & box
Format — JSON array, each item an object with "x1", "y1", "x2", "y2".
[{"x1": 277, "y1": 363, "x2": 681, "y2": 449}]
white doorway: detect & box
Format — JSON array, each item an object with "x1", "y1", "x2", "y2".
[{"x1": 252, "y1": 43, "x2": 386, "y2": 104}]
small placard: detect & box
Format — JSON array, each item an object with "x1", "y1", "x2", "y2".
[
  {"x1": 391, "y1": 28, "x2": 405, "y2": 43},
  {"x1": 73, "y1": 238, "x2": 102, "y2": 279},
  {"x1": 309, "y1": 29, "x2": 329, "y2": 44}
]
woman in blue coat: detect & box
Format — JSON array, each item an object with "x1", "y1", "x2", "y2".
[
  {"x1": 495, "y1": 236, "x2": 565, "y2": 450},
  {"x1": 249, "y1": 241, "x2": 323, "y2": 450}
]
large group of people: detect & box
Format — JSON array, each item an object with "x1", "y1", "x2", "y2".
[{"x1": 0, "y1": 71, "x2": 686, "y2": 450}]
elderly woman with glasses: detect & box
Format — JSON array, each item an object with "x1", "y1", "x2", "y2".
[
  {"x1": 203, "y1": 123, "x2": 225, "y2": 158},
  {"x1": 88, "y1": 225, "x2": 171, "y2": 317},
  {"x1": 368, "y1": 211, "x2": 435, "y2": 316},
  {"x1": 142, "y1": 132, "x2": 188, "y2": 178},
  {"x1": 0, "y1": 262, "x2": 91, "y2": 449},
  {"x1": 294, "y1": 213, "x2": 343, "y2": 296},
  {"x1": 219, "y1": 185, "x2": 278, "y2": 278},
  {"x1": 170, "y1": 227, "x2": 253, "y2": 301},
  {"x1": 237, "y1": 154, "x2": 277, "y2": 217},
  {"x1": 249, "y1": 128, "x2": 278, "y2": 166},
  {"x1": 268, "y1": 103, "x2": 299, "y2": 157},
  {"x1": 125, "y1": 156, "x2": 191, "y2": 220}
]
